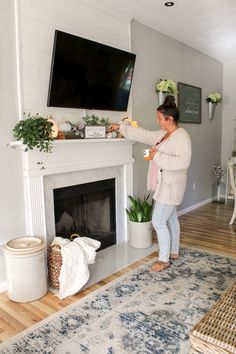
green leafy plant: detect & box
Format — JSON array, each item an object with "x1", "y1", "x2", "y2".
[
  {"x1": 13, "y1": 113, "x2": 54, "y2": 153},
  {"x1": 82, "y1": 114, "x2": 110, "y2": 127},
  {"x1": 206, "y1": 92, "x2": 222, "y2": 104},
  {"x1": 156, "y1": 79, "x2": 177, "y2": 94},
  {"x1": 126, "y1": 194, "x2": 154, "y2": 222}
]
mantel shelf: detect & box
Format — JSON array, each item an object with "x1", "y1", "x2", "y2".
[
  {"x1": 19, "y1": 134, "x2": 134, "y2": 242},
  {"x1": 13, "y1": 136, "x2": 135, "y2": 177},
  {"x1": 10, "y1": 138, "x2": 135, "y2": 148}
]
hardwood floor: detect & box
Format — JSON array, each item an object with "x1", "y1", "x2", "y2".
[
  {"x1": 180, "y1": 201, "x2": 236, "y2": 257},
  {"x1": 0, "y1": 201, "x2": 236, "y2": 344}
]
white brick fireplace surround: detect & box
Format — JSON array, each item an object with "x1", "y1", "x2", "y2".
[{"x1": 20, "y1": 138, "x2": 135, "y2": 244}]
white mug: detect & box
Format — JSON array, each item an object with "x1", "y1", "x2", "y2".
[{"x1": 143, "y1": 149, "x2": 151, "y2": 160}]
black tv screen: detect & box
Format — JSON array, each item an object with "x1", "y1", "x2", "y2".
[{"x1": 47, "y1": 30, "x2": 136, "y2": 111}]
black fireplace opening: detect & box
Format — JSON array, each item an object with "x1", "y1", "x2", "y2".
[{"x1": 53, "y1": 178, "x2": 116, "y2": 251}]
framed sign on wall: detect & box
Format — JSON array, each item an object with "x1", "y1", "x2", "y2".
[{"x1": 178, "y1": 82, "x2": 202, "y2": 123}]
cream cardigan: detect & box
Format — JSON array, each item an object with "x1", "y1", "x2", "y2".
[{"x1": 119, "y1": 123, "x2": 192, "y2": 205}]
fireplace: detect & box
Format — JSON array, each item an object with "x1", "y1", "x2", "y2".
[
  {"x1": 20, "y1": 138, "x2": 134, "y2": 246},
  {"x1": 53, "y1": 178, "x2": 116, "y2": 250}
]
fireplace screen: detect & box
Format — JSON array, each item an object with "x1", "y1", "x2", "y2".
[{"x1": 53, "y1": 178, "x2": 116, "y2": 250}]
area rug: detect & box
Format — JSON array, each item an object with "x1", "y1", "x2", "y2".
[{"x1": 0, "y1": 248, "x2": 235, "y2": 354}]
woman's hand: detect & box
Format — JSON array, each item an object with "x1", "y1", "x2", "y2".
[
  {"x1": 149, "y1": 147, "x2": 157, "y2": 160},
  {"x1": 107, "y1": 124, "x2": 120, "y2": 132}
]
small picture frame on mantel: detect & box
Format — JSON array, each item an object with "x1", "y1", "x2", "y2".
[{"x1": 85, "y1": 126, "x2": 106, "y2": 139}]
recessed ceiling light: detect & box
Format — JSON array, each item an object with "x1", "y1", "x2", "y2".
[{"x1": 165, "y1": 2, "x2": 174, "y2": 6}]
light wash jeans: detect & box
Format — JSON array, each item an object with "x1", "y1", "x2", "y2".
[{"x1": 152, "y1": 202, "x2": 180, "y2": 263}]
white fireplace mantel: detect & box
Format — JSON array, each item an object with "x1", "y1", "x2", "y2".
[
  {"x1": 13, "y1": 138, "x2": 135, "y2": 177},
  {"x1": 15, "y1": 138, "x2": 135, "y2": 243}
]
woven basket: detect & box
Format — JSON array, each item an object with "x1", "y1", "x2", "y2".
[
  {"x1": 189, "y1": 283, "x2": 236, "y2": 354},
  {"x1": 48, "y1": 244, "x2": 62, "y2": 289},
  {"x1": 47, "y1": 234, "x2": 79, "y2": 289}
]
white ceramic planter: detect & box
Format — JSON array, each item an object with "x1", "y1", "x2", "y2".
[{"x1": 128, "y1": 220, "x2": 153, "y2": 249}]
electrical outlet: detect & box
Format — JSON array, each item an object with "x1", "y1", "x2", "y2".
[{"x1": 193, "y1": 182, "x2": 196, "y2": 191}]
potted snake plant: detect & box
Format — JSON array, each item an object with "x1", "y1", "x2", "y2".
[{"x1": 126, "y1": 194, "x2": 154, "y2": 249}]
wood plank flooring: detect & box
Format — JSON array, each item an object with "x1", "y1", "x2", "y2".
[
  {"x1": 180, "y1": 201, "x2": 236, "y2": 257},
  {"x1": 0, "y1": 201, "x2": 236, "y2": 344}
]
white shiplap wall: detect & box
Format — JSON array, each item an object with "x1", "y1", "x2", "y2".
[
  {"x1": 0, "y1": 0, "x2": 133, "y2": 292},
  {"x1": 19, "y1": 0, "x2": 132, "y2": 123}
]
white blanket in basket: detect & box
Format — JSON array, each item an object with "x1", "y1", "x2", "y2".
[{"x1": 51, "y1": 236, "x2": 101, "y2": 299}]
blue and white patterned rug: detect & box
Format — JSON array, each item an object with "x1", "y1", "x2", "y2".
[{"x1": 0, "y1": 248, "x2": 235, "y2": 354}]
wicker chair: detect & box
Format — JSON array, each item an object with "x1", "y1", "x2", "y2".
[{"x1": 190, "y1": 283, "x2": 236, "y2": 353}]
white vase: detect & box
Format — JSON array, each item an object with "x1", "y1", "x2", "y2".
[
  {"x1": 213, "y1": 180, "x2": 225, "y2": 203},
  {"x1": 208, "y1": 102, "x2": 216, "y2": 120},
  {"x1": 128, "y1": 220, "x2": 153, "y2": 249},
  {"x1": 158, "y1": 92, "x2": 168, "y2": 105},
  {"x1": 158, "y1": 92, "x2": 175, "y2": 106}
]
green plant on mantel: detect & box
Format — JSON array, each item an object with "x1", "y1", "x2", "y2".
[
  {"x1": 82, "y1": 114, "x2": 110, "y2": 127},
  {"x1": 13, "y1": 113, "x2": 55, "y2": 153},
  {"x1": 12, "y1": 113, "x2": 55, "y2": 169}
]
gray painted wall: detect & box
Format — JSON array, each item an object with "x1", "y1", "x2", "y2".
[
  {"x1": 130, "y1": 20, "x2": 223, "y2": 210},
  {"x1": 221, "y1": 61, "x2": 236, "y2": 166}
]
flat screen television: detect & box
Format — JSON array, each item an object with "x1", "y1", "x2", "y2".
[{"x1": 47, "y1": 30, "x2": 136, "y2": 111}]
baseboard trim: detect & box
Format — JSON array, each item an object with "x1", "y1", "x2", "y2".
[{"x1": 178, "y1": 197, "x2": 213, "y2": 216}]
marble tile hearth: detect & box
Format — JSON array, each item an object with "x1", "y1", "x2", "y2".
[{"x1": 85, "y1": 241, "x2": 158, "y2": 290}]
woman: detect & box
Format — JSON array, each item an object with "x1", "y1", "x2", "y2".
[{"x1": 108, "y1": 95, "x2": 192, "y2": 272}]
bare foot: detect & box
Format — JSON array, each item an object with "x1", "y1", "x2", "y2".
[
  {"x1": 170, "y1": 254, "x2": 179, "y2": 260},
  {"x1": 150, "y1": 261, "x2": 170, "y2": 272}
]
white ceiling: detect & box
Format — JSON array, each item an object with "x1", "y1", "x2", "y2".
[{"x1": 83, "y1": 0, "x2": 236, "y2": 63}]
